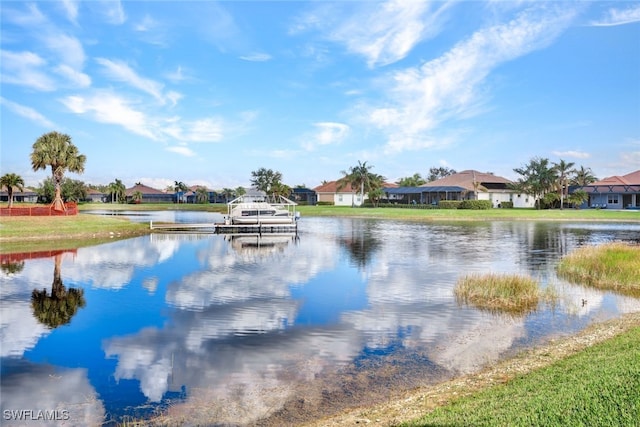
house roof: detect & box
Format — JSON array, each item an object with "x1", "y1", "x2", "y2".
[
  {"x1": 420, "y1": 170, "x2": 512, "y2": 192},
  {"x1": 385, "y1": 186, "x2": 467, "y2": 195},
  {"x1": 581, "y1": 169, "x2": 640, "y2": 193},
  {"x1": 125, "y1": 183, "x2": 166, "y2": 196},
  {"x1": 313, "y1": 180, "x2": 397, "y2": 193}
]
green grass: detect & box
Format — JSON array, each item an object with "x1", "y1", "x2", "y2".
[
  {"x1": 557, "y1": 242, "x2": 640, "y2": 297},
  {"x1": 454, "y1": 273, "x2": 557, "y2": 315},
  {"x1": 404, "y1": 326, "x2": 640, "y2": 427},
  {"x1": 0, "y1": 214, "x2": 149, "y2": 253}
]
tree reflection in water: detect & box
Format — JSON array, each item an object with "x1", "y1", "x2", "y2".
[{"x1": 31, "y1": 254, "x2": 85, "y2": 329}]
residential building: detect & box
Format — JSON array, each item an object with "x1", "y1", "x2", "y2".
[
  {"x1": 384, "y1": 170, "x2": 535, "y2": 208},
  {"x1": 576, "y1": 170, "x2": 640, "y2": 209},
  {"x1": 125, "y1": 183, "x2": 174, "y2": 203}
]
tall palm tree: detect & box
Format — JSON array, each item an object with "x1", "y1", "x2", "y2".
[
  {"x1": 553, "y1": 159, "x2": 575, "y2": 210},
  {"x1": 30, "y1": 131, "x2": 86, "y2": 211},
  {"x1": 174, "y1": 181, "x2": 188, "y2": 203},
  {"x1": 195, "y1": 186, "x2": 209, "y2": 204},
  {"x1": 513, "y1": 157, "x2": 557, "y2": 209},
  {"x1": 0, "y1": 173, "x2": 25, "y2": 208},
  {"x1": 338, "y1": 161, "x2": 375, "y2": 207},
  {"x1": 571, "y1": 166, "x2": 597, "y2": 186},
  {"x1": 107, "y1": 178, "x2": 126, "y2": 203},
  {"x1": 222, "y1": 188, "x2": 235, "y2": 203}
]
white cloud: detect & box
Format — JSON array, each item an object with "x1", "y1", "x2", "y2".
[
  {"x1": 552, "y1": 150, "x2": 591, "y2": 159},
  {"x1": 96, "y1": 58, "x2": 175, "y2": 104},
  {"x1": 166, "y1": 146, "x2": 196, "y2": 157},
  {"x1": 303, "y1": 122, "x2": 350, "y2": 151},
  {"x1": 43, "y1": 33, "x2": 86, "y2": 69},
  {"x1": 55, "y1": 64, "x2": 91, "y2": 88},
  {"x1": 60, "y1": 0, "x2": 79, "y2": 24},
  {"x1": 366, "y1": 4, "x2": 578, "y2": 153},
  {"x1": 134, "y1": 14, "x2": 157, "y2": 32},
  {"x1": 239, "y1": 52, "x2": 272, "y2": 62},
  {"x1": 296, "y1": 0, "x2": 451, "y2": 68},
  {"x1": 60, "y1": 91, "x2": 158, "y2": 140},
  {"x1": 0, "y1": 50, "x2": 56, "y2": 91},
  {"x1": 165, "y1": 66, "x2": 187, "y2": 83},
  {"x1": 101, "y1": 0, "x2": 126, "y2": 25},
  {"x1": 590, "y1": 4, "x2": 640, "y2": 27},
  {"x1": 0, "y1": 97, "x2": 55, "y2": 128}
]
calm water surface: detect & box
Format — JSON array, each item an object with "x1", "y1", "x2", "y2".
[{"x1": 1, "y1": 216, "x2": 639, "y2": 426}]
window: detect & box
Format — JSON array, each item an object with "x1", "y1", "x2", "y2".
[
  {"x1": 608, "y1": 195, "x2": 619, "y2": 204},
  {"x1": 338, "y1": 195, "x2": 343, "y2": 202}
]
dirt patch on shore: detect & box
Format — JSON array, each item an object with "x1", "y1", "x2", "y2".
[{"x1": 299, "y1": 312, "x2": 640, "y2": 427}]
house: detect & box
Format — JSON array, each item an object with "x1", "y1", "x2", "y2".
[
  {"x1": 314, "y1": 181, "x2": 397, "y2": 206},
  {"x1": 576, "y1": 170, "x2": 640, "y2": 209},
  {"x1": 290, "y1": 187, "x2": 317, "y2": 205},
  {"x1": 0, "y1": 187, "x2": 39, "y2": 203},
  {"x1": 85, "y1": 188, "x2": 107, "y2": 203},
  {"x1": 384, "y1": 170, "x2": 535, "y2": 208},
  {"x1": 125, "y1": 183, "x2": 174, "y2": 203}
]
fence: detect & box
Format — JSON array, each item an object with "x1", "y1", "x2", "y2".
[{"x1": 0, "y1": 202, "x2": 78, "y2": 217}]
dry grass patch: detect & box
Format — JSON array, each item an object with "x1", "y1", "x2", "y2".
[
  {"x1": 557, "y1": 242, "x2": 640, "y2": 297},
  {"x1": 454, "y1": 273, "x2": 556, "y2": 315}
]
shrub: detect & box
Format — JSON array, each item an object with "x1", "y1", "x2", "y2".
[
  {"x1": 316, "y1": 201, "x2": 334, "y2": 206},
  {"x1": 500, "y1": 201, "x2": 514, "y2": 209},
  {"x1": 439, "y1": 201, "x2": 462, "y2": 209},
  {"x1": 459, "y1": 200, "x2": 492, "y2": 210}
]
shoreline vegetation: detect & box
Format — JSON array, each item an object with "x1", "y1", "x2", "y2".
[{"x1": 2, "y1": 203, "x2": 639, "y2": 426}]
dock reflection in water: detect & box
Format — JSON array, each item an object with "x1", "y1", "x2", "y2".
[{"x1": 1, "y1": 218, "x2": 640, "y2": 425}]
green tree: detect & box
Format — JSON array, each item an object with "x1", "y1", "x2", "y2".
[
  {"x1": 174, "y1": 181, "x2": 188, "y2": 203},
  {"x1": 195, "y1": 186, "x2": 209, "y2": 204},
  {"x1": 235, "y1": 186, "x2": 246, "y2": 197},
  {"x1": 30, "y1": 131, "x2": 86, "y2": 211},
  {"x1": 553, "y1": 159, "x2": 575, "y2": 210},
  {"x1": 0, "y1": 173, "x2": 25, "y2": 208},
  {"x1": 427, "y1": 166, "x2": 456, "y2": 182},
  {"x1": 131, "y1": 190, "x2": 143, "y2": 204},
  {"x1": 270, "y1": 182, "x2": 292, "y2": 198},
  {"x1": 567, "y1": 189, "x2": 588, "y2": 209},
  {"x1": 222, "y1": 188, "x2": 235, "y2": 202},
  {"x1": 108, "y1": 179, "x2": 126, "y2": 203},
  {"x1": 571, "y1": 166, "x2": 598, "y2": 186},
  {"x1": 396, "y1": 173, "x2": 426, "y2": 187},
  {"x1": 338, "y1": 161, "x2": 381, "y2": 207},
  {"x1": 37, "y1": 178, "x2": 86, "y2": 204},
  {"x1": 513, "y1": 157, "x2": 557, "y2": 209},
  {"x1": 250, "y1": 168, "x2": 284, "y2": 195}
]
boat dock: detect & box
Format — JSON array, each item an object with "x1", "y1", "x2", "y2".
[{"x1": 149, "y1": 221, "x2": 298, "y2": 234}]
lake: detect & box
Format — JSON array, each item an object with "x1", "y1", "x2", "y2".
[{"x1": 1, "y1": 215, "x2": 639, "y2": 426}]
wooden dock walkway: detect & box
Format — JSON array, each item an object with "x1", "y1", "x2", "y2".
[{"x1": 149, "y1": 221, "x2": 298, "y2": 234}]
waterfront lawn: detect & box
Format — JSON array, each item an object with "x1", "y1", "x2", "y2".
[
  {"x1": 404, "y1": 325, "x2": 640, "y2": 427},
  {"x1": 0, "y1": 215, "x2": 149, "y2": 253}
]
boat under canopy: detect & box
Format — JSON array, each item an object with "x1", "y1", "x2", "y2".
[{"x1": 226, "y1": 195, "x2": 299, "y2": 225}]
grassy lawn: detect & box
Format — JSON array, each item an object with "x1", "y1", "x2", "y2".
[
  {"x1": 403, "y1": 325, "x2": 640, "y2": 427},
  {"x1": 0, "y1": 214, "x2": 149, "y2": 253}
]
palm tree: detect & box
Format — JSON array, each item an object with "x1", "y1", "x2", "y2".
[
  {"x1": 0, "y1": 173, "x2": 25, "y2": 208},
  {"x1": 195, "y1": 186, "x2": 209, "y2": 204},
  {"x1": 174, "y1": 181, "x2": 188, "y2": 203},
  {"x1": 131, "y1": 190, "x2": 143, "y2": 204},
  {"x1": 571, "y1": 166, "x2": 597, "y2": 186},
  {"x1": 222, "y1": 188, "x2": 235, "y2": 203},
  {"x1": 338, "y1": 161, "x2": 376, "y2": 207},
  {"x1": 513, "y1": 157, "x2": 557, "y2": 209},
  {"x1": 553, "y1": 159, "x2": 575, "y2": 210},
  {"x1": 30, "y1": 131, "x2": 86, "y2": 211},
  {"x1": 107, "y1": 179, "x2": 126, "y2": 203}
]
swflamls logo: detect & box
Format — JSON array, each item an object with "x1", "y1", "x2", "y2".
[{"x1": 3, "y1": 409, "x2": 70, "y2": 421}]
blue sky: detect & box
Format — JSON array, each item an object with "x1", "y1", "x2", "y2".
[{"x1": 1, "y1": 1, "x2": 639, "y2": 190}]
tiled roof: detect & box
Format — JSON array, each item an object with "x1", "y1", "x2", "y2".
[
  {"x1": 589, "y1": 170, "x2": 640, "y2": 187},
  {"x1": 125, "y1": 183, "x2": 166, "y2": 195},
  {"x1": 314, "y1": 180, "x2": 397, "y2": 193},
  {"x1": 421, "y1": 170, "x2": 511, "y2": 192}
]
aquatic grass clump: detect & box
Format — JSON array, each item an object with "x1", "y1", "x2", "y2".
[
  {"x1": 455, "y1": 273, "x2": 554, "y2": 315},
  {"x1": 557, "y1": 242, "x2": 640, "y2": 297}
]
